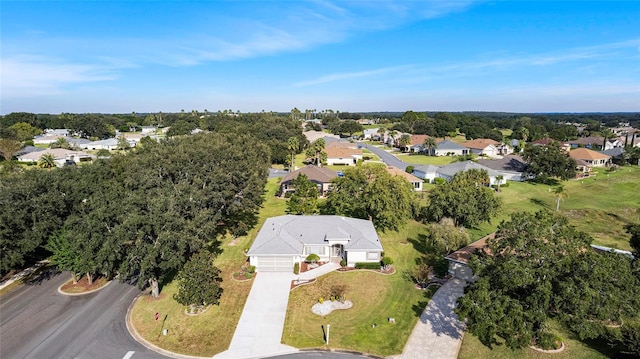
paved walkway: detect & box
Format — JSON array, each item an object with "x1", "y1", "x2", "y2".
[
  {"x1": 213, "y1": 272, "x2": 298, "y2": 359},
  {"x1": 393, "y1": 278, "x2": 467, "y2": 359},
  {"x1": 298, "y1": 262, "x2": 340, "y2": 280}
]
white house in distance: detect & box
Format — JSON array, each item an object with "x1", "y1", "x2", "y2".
[
  {"x1": 82, "y1": 138, "x2": 119, "y2": 151},
  {"x1": 324, "y1": 146, "x2": 363, "y2": 166},
  {"x1": 412, "y1": 164, "x2": 440, "y2": 182},
  {"x1": 16, "y1": 148, "x2": 94, "y2": 167},
  {"x1": 433, "y1": 140, "x2": 470, "y2": 156},
  {"x1": 384, "y1": 165, "x2": 423, "y2": 191},
  {"x1": 436, "y1": 161, "x2": 507, "y2": 186},
  {"x1": 463, "y1": 139, "x2": 500, "y2": 157},
  {"x1": 247, "y1": 215, "x2": 384, "y2": 272}
]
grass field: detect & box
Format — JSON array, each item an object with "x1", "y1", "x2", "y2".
[
  {"x1": 458, "y1": 321, "x2": 615, "y2": 359},
  {"x1": 459, "y1": 166, "x2": 640, "y2": 250},
  {"x1": 130, "y1": 178, "x2": 287, "y2": 356}
]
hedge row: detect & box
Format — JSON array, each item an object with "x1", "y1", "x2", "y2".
[{"x1": 355, "y1": 262, "x2": 381, "y2": 270}]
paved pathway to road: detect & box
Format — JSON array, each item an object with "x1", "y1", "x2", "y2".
[
  {"x1": 392, "y1": 278, "x2": 467, "y2": 359},
  {"x1": 214, "y1": 272, "x2": 298, "y2": 359}
]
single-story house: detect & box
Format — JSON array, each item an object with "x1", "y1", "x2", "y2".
[
  {"x1": 476, "y1": 155, "x2": 529, "y2": 181},
  {"x1": 325, "y1": 141, "x2": 358, "y2": 150},
  {"x1": 566, "y1": 136, "x2": 605, "y2": 150},
  {"x1": 445, "y1": 233, "x2": 494, "y2": 282},
  {"x1": 384, "y1": 166, "x2": 423, "y2": 191},
  {"x1": 325, "y1": 147, "x2": 363, "y2": 166},
  {"x1": 412, "y1": 164, "x2": 440, "y2": 183},
  {"x1": 569, "y1": 148, "x2": 610, "y2": 168},
  {"x1": 16, "y1": 148, "x2": 94, "y2": 166},
  {"x1": 122, "y1": 133, "x2": 148, "y2": 146},
  {"x1": 16, "y1": 146, "x2": 45, "y2": 157},
  {"x1": 82, "y1": 138, "x2": 119, "y2": 151},
  {"x1": 530, "y1": 138, "x2": 571, "y2": 152},
  {"x1": 44, "y1": 129, "x2": 70, "y2": 136},
  {"x1": 279, "y1": 165, "x2": 338, "y2": 197},
  {"x1": 362, "y1": 128, "x2": 380, "y2": 140},
  {"x1": 140, "y1": 126, "x2": 158, "y2": 134},
  {"x1": 247, "y1": 215, "x2": 384, "y2": 272},
  {"x1": 599, "y1": 147, "x2": 624, "y2": 161},
  {"x1": 304, "y1": 131, "x2": 340, "y2": 143},
  {"x1": 436, "y1": 161, "x2": 506, "y2": 186},
  {"x1": 33, "y1": 134, "x2": 64, "y2": 145},
  {"x1": 463, "y1": 139, "x2": 500, "y2": 157},
  {"x1": 433, "y1": 140, "x2": 470, "y2": 156},
  {"x1": 65, "y1": 137, "x2": 92, "y2": 149}
]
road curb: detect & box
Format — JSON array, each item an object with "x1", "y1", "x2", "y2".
[
  {"x1": 125, "y1": 293, "x2": 210, "y2": 359},
  {"x1": 57, "y1": 278, "x2": 112, "y2": 296}
]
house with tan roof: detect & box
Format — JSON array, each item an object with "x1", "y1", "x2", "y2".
[
  {"x1": 279, "y1": 165, "x2": 338, "y2": 197},
  {"x1": 569, "y1": 148, "x2": 610, "y2": 168},
  {"x1": 463, "y1": 139, "x2": 500, "y2": 157},
  {"x1": 325, "y1": 147, "x2": 363, "y2": 166},
  {"x1": 384, "y1": 166, "x2": 423, "y2": 191}
]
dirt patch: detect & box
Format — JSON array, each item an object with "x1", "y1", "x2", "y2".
[{"x1": 60, "y1": 276, "x2": 109, "y2": 294}]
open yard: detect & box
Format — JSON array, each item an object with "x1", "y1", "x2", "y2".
[{"x1": 460, "y1": 166, "x2": 640, "y2": 251}]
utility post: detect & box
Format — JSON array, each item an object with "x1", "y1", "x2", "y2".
[{"x1": 326, "y1": 324, "x2": 330, "y2": 346}]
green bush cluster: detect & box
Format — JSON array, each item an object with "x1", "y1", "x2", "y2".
[
  {"x1": 355, "y1": 262, "x2": 381, "y2": 270},
  {"x1": 293, "y1": 262, "x2": 300, "y2": 275}
]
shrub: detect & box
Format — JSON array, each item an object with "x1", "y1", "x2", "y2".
[
  {"x1": 305, "y1": 253, "x2": 320, "y2": 263},
  {"x1": 433, "y1": 177, "x2": 446, "y2": 185},
  {"x1": 248, "y1": 265, "x2": 256, "y2": 274},
  {"x1": 340, "y1": 258, "x2": 347, "y2": 267},
  {"x1": 355, "y1": 262, "x2": 381, "y2": 270},
  {"x1": 536, "y1": 332, "x2": 562, "y2": 350},
  {"x1": 382, "y1": 256, "x2": 394, "y2": 266},
  {"x1": 293, "y1": 262, "x2": 300, "y2": 275},
  {"x1": 405, "y1": 165, "x2": 414, "y2": 174}
]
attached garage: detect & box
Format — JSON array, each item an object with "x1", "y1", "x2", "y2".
[{"x1": 252, "y1": 256, "x2": 293, "y2": 272}]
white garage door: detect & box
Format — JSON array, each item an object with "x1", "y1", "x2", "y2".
[{"x1": 256, "y1": 256, "x2": 293, "y2": 272}]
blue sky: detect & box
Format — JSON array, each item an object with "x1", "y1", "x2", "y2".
[{"x1": 1, "y1": 1, "x2": 639, "y2": 114}]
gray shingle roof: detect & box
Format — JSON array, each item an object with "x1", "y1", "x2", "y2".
[
  {"x1": 437, "y1": 161, "x2": 501, "y2": 178},
  {"x1": 247, "y1": 215, "x2": 383, "y2": 256},
  {"x1": 476, "y1": 155, "x2": 527, "y2": 172},
  {"x1": 436, "y1": 140, "x2": 469, "y2": 151}
]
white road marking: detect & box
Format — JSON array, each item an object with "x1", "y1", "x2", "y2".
[{"x1": 122, "y1": 351, "x2": 135, "y2": 359}]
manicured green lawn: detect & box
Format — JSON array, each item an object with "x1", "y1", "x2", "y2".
[
  {"x1": 459, "y1": 321, "x2": 613, "y2": 359},
  {"x1": 282, "y1": 220, "x2": 434, "y2": 356},
  {"x1": 130, "y1": 178, "x2": 287, "y2": 356},
  {"x1": 462, "y1": 166, "x2": 640, "y2": 251}
]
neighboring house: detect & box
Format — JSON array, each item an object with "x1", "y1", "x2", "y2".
[
  {"x1": 566, "y1": 136, "x2": 605, "y2": 150},
  {"x1": 600, "y1": 147, "x2": 624, "y2": 161},
  {"x1": 122, "y1": 133, "x2": 148, "y2": 146},
  {"x1": 412, "y1": 164, "x2": 440, "y2": 183},
  {"x1": 44, "y1": 129, "x2": 70, "y2": 136},
  {"x1": 445, "y1": 233, "x2": 494, "y2": 282},
  {"x1": 436, "y1": 161, "x2": 506, "y2": 186},
  {"x1": 15, "y1": 146, "x2": 45, "y2": 157},
  {"x1": 476, "y1": 155, "x2": 529, "y2": 181},
  {"x1": 463, "y1": 139, "x2": 500, "y2": 157},
  {"x1": 140, "y1": 126, "x2": 158, "y2": 134},
  {"x1": 569, "y1": 148, "x2": 610, "y2": 168},
  {"x1": 384, "y1": 166, "x2": 423, "y2": 191},
  {"x1": 433, "y1": 140, "x2": 470, "y2": 156},
  {"x1": 17, "y1": 148, "x2": 94, "y2": 166},
  {"x1": 362, "y1": 128, "x2": 380, "y2": 140},
  {"x1": 530, "y1": 138, "x2": 571, "y2": 152},
  {"x1": 247, "y1": 215, "x2": 384, "y2": 272},
  {"x1": 279, "y1": 165, "x2": 338, "y2": 197},
  {"x1": 304, "y1": 131, "x2": 340, "y2": 143},
  {"x1": 82, "y1": 138, "x2": 119, "y2": 151},
  {"x1": 325, "y1": 141, "x2": 358, "y2": 150},
  {"x1": 325, "y1": 147, "x2": 363, "y2": 166},
  {"x1": 65, "y1": 137, "x2": 91, "y2": 149},
  {"x1": 405, "y1": 134, "x2": 431, "y2": 153},
  {"x1": 33, "y1": 134, "x2": 64, "y2": 145}
]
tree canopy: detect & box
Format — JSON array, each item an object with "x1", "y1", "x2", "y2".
[
  {"x1": 173, "y1": 251, "x2": 223, "y2": 307},
  {"x1": 286, "y1": 174, "x2": 319, "y2": 215},
  {"x1": 425, "y1": 169, "x2": 501, "y2": 227},
  {"x1": 321, "y1": 165, "x2": 417, "y2": 231},
  {"x1": 522, "y1": 142, "x2": 577, "y2": 181},
  {"x1": 456, "y1": 210, "x2": 640, "y2": 350}
]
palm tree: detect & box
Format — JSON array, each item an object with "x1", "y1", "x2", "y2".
[
  {"x1": 51, "y1": 137, "x2": 70, "y2": 149},
  {"x1": 38, "y1": 153, "x2": 57, "y2": 171},
  {"x1": 422, "y1": 137, "x2": 437, "y2": 156},
  {"x1": 495, "y1": 175, "x2": 504, "y2": 192},
  {"x1": 287, "y1": 136, "x2": 298, "y2": 170},
  {"x1": 554, "y1": 185, "x2": 568, "y2": 211},
  {"x1": 399, "y1": 134, "x2": 411, "y2": 152}
]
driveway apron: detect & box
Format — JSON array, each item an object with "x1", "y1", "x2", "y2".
[
  {"x1": 214, "y1": 272, "x2": 297, "y2": 359},
  {"x1": 396, "y1": 278, "x2": 466, "y2": 359}
]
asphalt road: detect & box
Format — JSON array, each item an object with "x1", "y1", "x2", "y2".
[
  {"x1": 0, "y1": 269, "x2": 158, "y2": 359},
  {"x1": 359, "y1": 143, "x2": 412, "y2": 170}
]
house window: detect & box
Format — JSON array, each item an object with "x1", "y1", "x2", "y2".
[
  {"x1": 367, "y1": 252, "x2": 379, "y2": 260},
  {"x1": 305, "y1": 246, "x2": 326, "y2": 255}
]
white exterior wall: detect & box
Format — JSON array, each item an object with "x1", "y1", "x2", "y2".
[
  {"x1": 346, "y1": 250, "x2": 381, "y2": 267},
  {"x1": 434, "y1": 148, "x2": 466, "y2": 156},
  {"x1": 326, "y1": 157, "x2": 356, "y2": 166}
]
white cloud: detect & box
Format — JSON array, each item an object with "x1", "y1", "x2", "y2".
[{"x1": 1, "y1": 56, "x2": 121, "y2": 97}]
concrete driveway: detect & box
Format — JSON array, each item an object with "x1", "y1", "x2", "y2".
[
  {"x1": 214, "y1": 272, "x2": 297, "y2": 359},
  {"x1": 394, "y1": 278, "x2": 466, "y2": 359}
]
